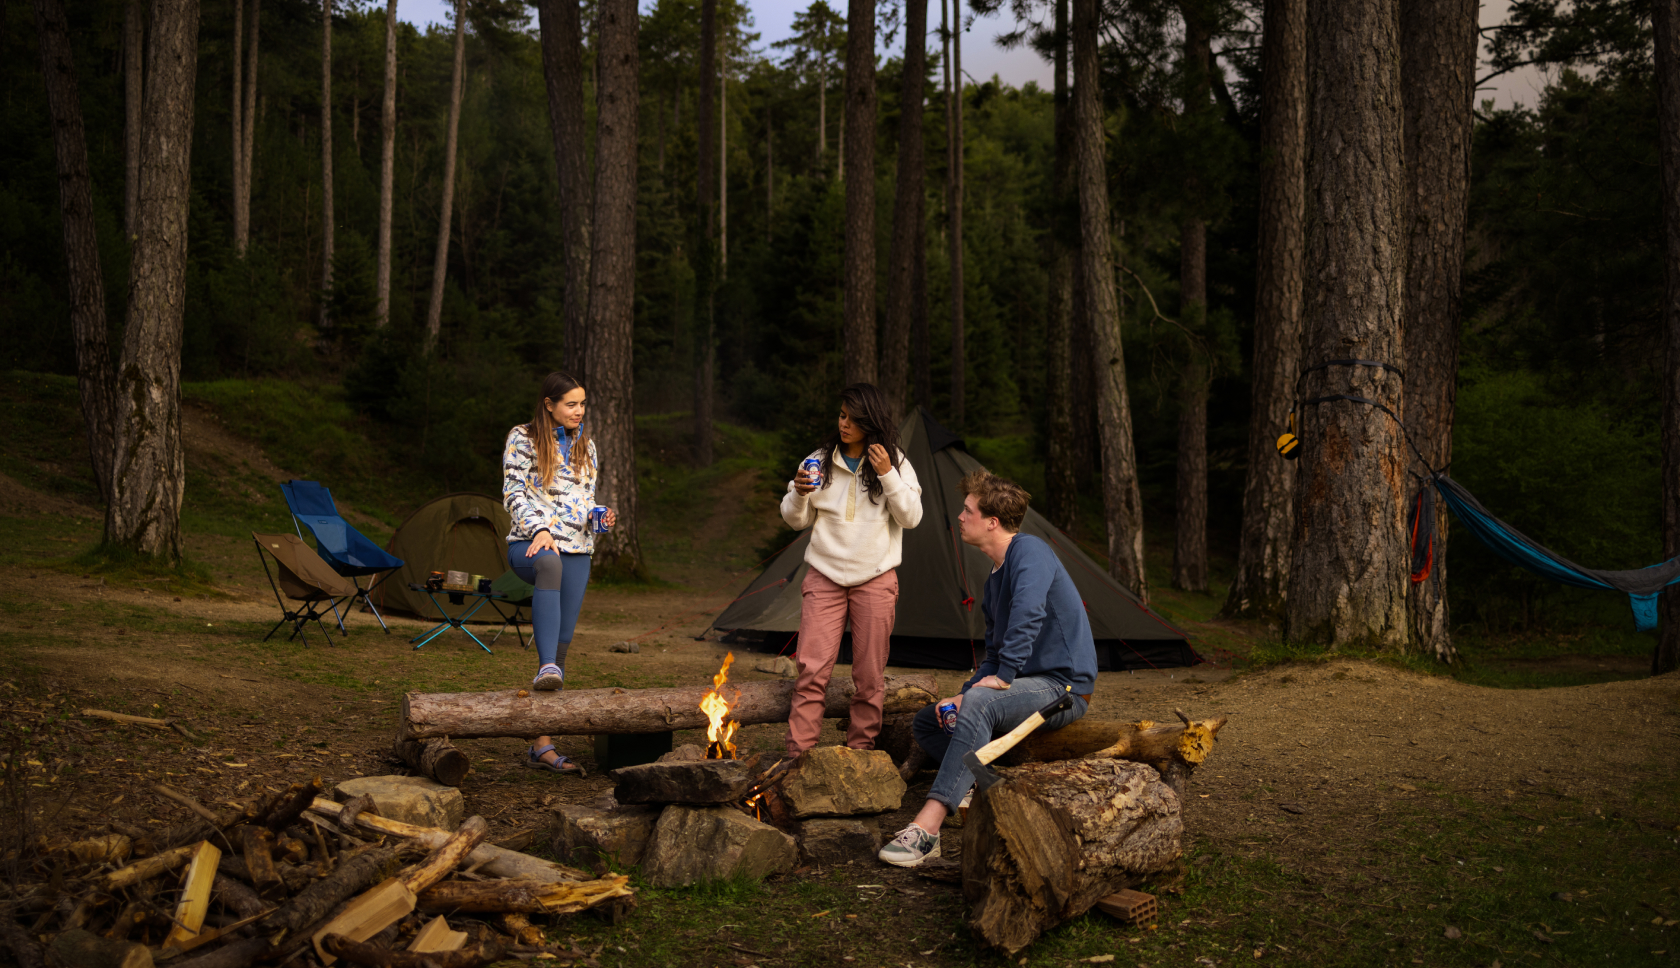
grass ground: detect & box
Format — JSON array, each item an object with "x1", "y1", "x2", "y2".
[{"x1": 2, "y1": 371, "x2": 1677, "y2": 968}]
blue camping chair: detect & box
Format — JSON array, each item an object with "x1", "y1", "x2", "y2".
[{"x1": 281, "y1": 480, "x2": 405, "y2": 633}]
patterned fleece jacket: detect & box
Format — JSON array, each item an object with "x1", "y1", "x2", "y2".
[{"x1": 502, "y1": 425, "x2": 599, "y2": 554}]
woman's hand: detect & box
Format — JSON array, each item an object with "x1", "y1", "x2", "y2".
[
  {"x1": 973, "y1": 675, "x2": 1010, "y2": 690},
  {"x1": 868, "y1": 443, "x2": 892, "y2": 476},
  {"x1": 525, "y1": 530, "x2": 557, "y2": 557},
  {"x1": 602, "y1": 508, "x2": 617, "y2": 528},
  {"x1": 793, "y1": 469, "x2": 818, "y2": 495}
]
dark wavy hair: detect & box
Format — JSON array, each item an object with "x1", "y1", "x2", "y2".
[{"x1": 817, "y1": 383, "x2": 900, "y2": 504}]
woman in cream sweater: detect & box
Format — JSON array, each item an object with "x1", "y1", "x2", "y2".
[{"x1": 778, "y1": 383, "x2": 922, "y2": 762}]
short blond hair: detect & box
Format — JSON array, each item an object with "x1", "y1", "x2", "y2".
[{"x1": 960, "y1": 471, "x2": 1030, "y2": 532}]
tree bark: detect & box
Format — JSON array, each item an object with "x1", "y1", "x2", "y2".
[
  {"x1": 1172, "y1": 4, "x2": 1211, "y2": 593},
  {"x1": 320, "y1": 0, "x2": 333, "y2": 331},
  {"x1": 880, "y1": 0, "x2": 926, "y2": 421},
  {"x1": 1222, "y1": 0, "x2": 1305, "y2": 621},
  {"x1": 535, "y1": 0, "x2": 590, "y2": 374},
  {"x1": 1285, "y1": 0, "x2": 1409, "y2": 648},
  {"x1": 1654, "y1": 0, "x2": 1680, "y2": 675},
  {"x1": 235, "y1": 0, "x2": 259, "y2": 258},
  {"x1": 693, "y1": 0, "x2": 717, "y2": 465},
  {"x1": 424, "y1": 0, "x2": 466, "y2": 345},
  {"x1": 1074, "y1": 0, "x2": 1148, "y2": 599},
  {"x1": 1399, "y1": 0, "x2": 1474, "y2": 661},
  {"x1": 33, "y1": 0, "x2": 116, "y2": 502},
  {"x1": 842, "y1": 0, "x2": 878, "y2": 386},
  {"x1": 231, "y1": 0, "x2": 243, "y2": 253},
  {"x1": 413, "y1": 878, "x2": 633, "y2": 916},
  {"x1": 375, "y1": 0, "x2": 396, "y2": 326},
  {"x1": 946, "y1": 0, "x2": 964, "y2": 426},
  {"x1": 105, "y1": 0, "x2": 198, "y2": 562},
  {"x1": 1044, "y1": 0, "x2": 1077, "y2": 535},
  {"x1": 962, "y1": 760, "x2": 1183, "y2": 954},
  {"x1": 123, "y1": 0, "x2": 144, "y2": 241},
  {"x1": 584, "y1": 0, "x2": 645, "y2": 581},
  {"x1": 996, "y1": 715, "x2": 1226, "y2": 770},
  {"x1": 401, "y1": 674, "x2": 938, "y2": 740},
  {"x1": 392, "y1": 735, "x2": 469, "y2": 786},
  {"x1": 913, "y1": 214, "x2": 931, "y2": 410}
]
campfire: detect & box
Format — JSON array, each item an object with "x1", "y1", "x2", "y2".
[{"x1": 700, "y1": 651, "x2": 741, "y2": 759}]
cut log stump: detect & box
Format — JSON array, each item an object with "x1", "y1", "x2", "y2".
[
  {"x1": 961, "y1": 760, "x2": 1183, "y2": 954},
  {"x1": 400, "y1": 674, "x2": 938, "y2": 740},
  {"x1": 392, "y1": 736, "x2": 470, "y2": 788}
]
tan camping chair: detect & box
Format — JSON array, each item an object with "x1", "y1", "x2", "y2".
[{"x1": 253, "y1": 532, "x2": 358, "y2": 647}]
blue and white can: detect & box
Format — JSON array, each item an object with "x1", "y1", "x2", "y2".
[
  {"x1": 589, "y1": 506, "x2": 611, "y2": 533},
  {"x1": 937, "y1": 701, "x2": 959, "y2": 735},
  {"x1": 800, "y1": 456, "x2": 823, "y2": 489}
]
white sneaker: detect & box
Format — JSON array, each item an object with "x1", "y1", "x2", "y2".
[
  {"x1": 877, "y1": 822, "x2": 941, "y2": 867},
  {"x1": 532, "y1": 665, "x2": 563, "y2": 691}
]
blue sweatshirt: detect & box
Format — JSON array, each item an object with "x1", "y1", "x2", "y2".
[{"x1": 962, "y1": 534, "x2": 1099, "y2": 695}]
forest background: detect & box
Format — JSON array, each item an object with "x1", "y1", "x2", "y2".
[{"x1": 1, "y1": 0, "x2": 1672, "y2": 659}]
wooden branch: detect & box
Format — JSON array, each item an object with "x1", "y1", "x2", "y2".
[
  {"x1": 262, "y1": 778, "x2": 324, "y2": 833},
  {"x1": 414, "y1": 875, "x2": 634, "y2": 915},
  {"x1": 153, "y1": 783, "x2": 227, "y2": 828},
  {"x1": 398, "y1": 815, "x2": 489, "y2": 893},
  {"x1": 169, "y1": 936, "x2": 271, "y2": 968},
  {"x1": 322, "y1": 934, "x2": 505, "y2": 968},
  {"x1": 312, "y1": 878, "x2": 418, "y2": 965},
  {"x1": 213, "y1": 873, "x2": 268, "y2": 921},
  {"x1": 393, "y1": 735, "x2": 470, "y2": 787},
  {"x1": 267, "y1": 847, "x2": 399, "y2": 938},
  {"x1": 46, "y1": 930, "x2": 149, "y2": 968},
  {"x1": 307, "y1": 799, "x2": 589, "y2": 884},
  {"x1": 239, "y1": 826, "x2": 282, "y2": 895},
  {"x1": 498, "y1": 913, "x2": 543, "y2": 946},
  {"x1": 81, "y1": 708, "x2": 171, "y2": 728},
  {"x1": 165, "y1": 840, "x2": 223, "y2": 947},
  {"x1": 400, "y1": 673, "x2": 939, "y2": 740},
  {"x1": 103, "y1": 843, "x2": 199, "y2": 890},
  {"x1": 56, "y1": 833, "x2": 131, "y2": 865},
  {"x1": 997, "y1": 716, "x2": 1228, "y2": 770}
]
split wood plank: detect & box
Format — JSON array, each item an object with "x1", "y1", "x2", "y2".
[
  {"x1": 165, "y1": 840, "x2": 223, "y2": 947},
  {"x1": 408, "y1": 916, "x2": 468, "y2": 954},
  {"x1": 312, "y1": 817, "x2": 487, "y2": 965}
]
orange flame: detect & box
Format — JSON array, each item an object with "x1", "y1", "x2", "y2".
[{"x1": 700, "y1": 652, "x2": 739, "y2": 759}]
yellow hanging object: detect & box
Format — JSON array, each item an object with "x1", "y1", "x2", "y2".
[{"x1": 1275, "y1": 412, "x2": 1301, "y2": 460}]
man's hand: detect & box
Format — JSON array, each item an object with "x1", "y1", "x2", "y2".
[
  {"x1": 868, "y1": 443, "x2": 892, "y2": 476},
  {"x1": 972, "y1": 675, "x2": 1010, "y2": 690},
  {"x1": 937, "y1": 693, "x2": 964, "y2": 713},
  {"x1": 525, "y1": 530, "x2": 557, "y2": 557}
]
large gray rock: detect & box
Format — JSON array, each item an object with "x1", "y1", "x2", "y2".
[
  {"x1": 611, "y1": 759, "x2": 755, "y2": 804},
  {"x1": 551, "y1": 802, "x2": 662, "y2": 867},
  {"x1": 656, "y1": 744, "x2": 706, "y2": 763},
  {"x1": 780, "y1": 746, "x2": 906, "y2": 818},
  {"x1": 334, "y1": 776, "x2": 464, "y2": 830},
  {"x1": 798, "y1": 818, "x2": 878, "y2": 866},
  {"x1": 641, "y1": 805, "x2": 797, "y2": 887}
]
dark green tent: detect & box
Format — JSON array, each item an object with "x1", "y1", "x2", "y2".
[
  {"x1": 707, "y1": 409, "x2": 1196, "y2": 671},
  {"x1": 373, "y1": 492, "x2": 530, "y2": 624}
]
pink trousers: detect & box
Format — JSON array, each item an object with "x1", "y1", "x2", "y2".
[{"x1": 784, "y1": 567, "x2": 899, "y2": 754}]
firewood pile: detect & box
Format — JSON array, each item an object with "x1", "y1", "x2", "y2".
[{"x1": 0, "y1": 776, "x2": 633, "y2": 968}]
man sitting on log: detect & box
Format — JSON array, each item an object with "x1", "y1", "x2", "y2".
[{"x1": 878, "y1": 472, "x2": 1096, "y2": 868}]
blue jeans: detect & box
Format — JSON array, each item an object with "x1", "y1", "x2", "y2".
[
  {"x1": 507, "y1": 542, "x2": 591, "y2": 670},
  {"x1": 911, "y1": 676, "x2": 1089, "y2": 811}
]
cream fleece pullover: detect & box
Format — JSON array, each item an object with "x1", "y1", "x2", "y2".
[{"x1": 780, "y1": 447, "x2": 923, "y2": 587}]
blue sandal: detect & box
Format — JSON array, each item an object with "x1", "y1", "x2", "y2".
[{"x1": 523, "y1": 743, "x2": 585, "y2": 777}]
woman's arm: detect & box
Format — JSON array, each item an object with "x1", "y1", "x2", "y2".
[
  {"x1": 779, "y1": 450, "x2": 820, "y2": 530},
  {"x1": 877, "y1": 450, "x2": 924, "y2": 529},
  {"x1": 503, "y1": 429, "x2": 549, "y2": 538}
]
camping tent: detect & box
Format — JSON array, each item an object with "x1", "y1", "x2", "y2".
[
  {"x1": 707, "y1": 409, "x2": 1196, "y2": 671},
  {"x1": 374, "y1": 492, "x2": 530, "y2": 624}
]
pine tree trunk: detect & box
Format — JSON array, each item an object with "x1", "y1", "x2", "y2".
[
  {"x1": 765, "y1": 104, "x2": 773, "y2": 239},
  {"x1": 947, "y1": 0, "x2": 964, "y2": 427},
  {"x1": 1400, "y1": 0, "x2": 1475, "y2": 661},
  {"x1": 818, "y1": 60, "x2": 826, "y2": 161},
  {"x1": 1652, "y1": 0, "x2": 1680, "y2": 675},
  {"x1": 231, "y1": 0, "x2": 243, "y2": 251},
  {"x1": 320, "y1": 0, "x2": 333, "y2": 330},
  {"x1": 1172, "y1": 5, "x2": 1211, "y2": 593},
  {"x1": 1044, "y1": 0, "x2": 1077, "y2": 535},
  {"x1": 123, "y1": 0, "x2": 143, "y2": 241},
  {"x1": 1222, "y1": 0, "x2": 1304, "y2": 621},
  {"x1": 693, "y1": 0, "x2": 716, "y2": 466},
  {"x1": 1074, "y1": 0, "x2": 1147, "y2": 600},
  {"x1": 720, "y1": 43, "x2": 728, "y2": 280},
  {"x1": 34, "y1": 0, "x2": 116, "y2": 501},
  {"x1": 584, "y1": 0, "x2": 646, "y2": 581},
  {"x1": 536, "y1": 0, "x2": 591, "y2": 375},
  {"x1": 842, "y1": 0, "x2": 878, "y2": 385},
  {"x1": 1285, "y1": 0, "x2": 1409, "y2": 649},
  {"x1": 106, "y1": 0, "x2": 199, "y2": 562},
  {"x1": 1070, "y1": 233, "x2": 1095, "y2": 482},
  {"x1": 914, "y1": 217, "x2": 931, "y2": 410},
  {"x1": 235, "y1": 0, "x2": 259, "y2": 258},
  {"x1": 424, "y1": 0, "x2": 466, "y2": 345},
  {"x1": 880, "y1": 0, "x2": 926, "y2": 421},
  {"x1": 375, "y1": 0, "x2": 396, "y2": 326}
]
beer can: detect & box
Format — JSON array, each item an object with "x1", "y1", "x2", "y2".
[
  {"x1": 589, "y1": 506, "x2": 611, "y2": 534},
  {"x1": 937, "y1": 701, "x2": 959, "y2": 735},
  {"x1": 800, "y1": 456, "x2": 823, "y2": 489}
]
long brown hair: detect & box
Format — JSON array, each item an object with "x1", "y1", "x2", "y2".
[
  {"x1": 818, "y1": 383, "x2": 900, "y2": 504},
  {"x1": 524, "y1": 371, "x2": 592, "y2": 487}
]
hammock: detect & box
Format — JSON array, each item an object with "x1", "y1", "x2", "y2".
[{"x1": 1413, "y1": 475, "x2": 1680, "y2": 632}]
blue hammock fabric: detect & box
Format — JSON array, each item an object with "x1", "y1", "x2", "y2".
[{"x1": 1431, "y1": 475, "x2": 1680, "y2": 631}]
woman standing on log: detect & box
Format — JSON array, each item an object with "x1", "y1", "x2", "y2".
[
  {"x1": 779, "y1": 383, "x2": 923, "y2": 763},
  {"x1": 503, "y1": 371, "x2": 614, "y2": 775}
]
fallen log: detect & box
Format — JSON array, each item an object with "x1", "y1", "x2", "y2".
[
  {"x1": 321, "y1": 934, "x2": 505, "y2": 968},
  {"x1": 307, "y1": 799, "x2": 589, "y2": 884},
  {"x1": 962, "y1": 759, "x2": 1184, "y2": 954},
  {"x1": 267, "y1": 847, "x2": 399, "y2": 939},
  {"x1": 414, "y1": 875, "x2": 635, "y2": 915},
  {"x1": 392, "y1": 736, "x2": 470, "y2": 787},
  {"x1": 400, "y1": 673, "x2": 939, "y2": 740}
]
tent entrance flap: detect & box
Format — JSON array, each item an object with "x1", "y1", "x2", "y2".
[{"x1": 706, "y1": 408, "x2": 1194, "y2": 670}]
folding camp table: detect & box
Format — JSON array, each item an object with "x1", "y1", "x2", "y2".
[{"x1": 407, "y1": 584, "x2": 506, "y2": 653}]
